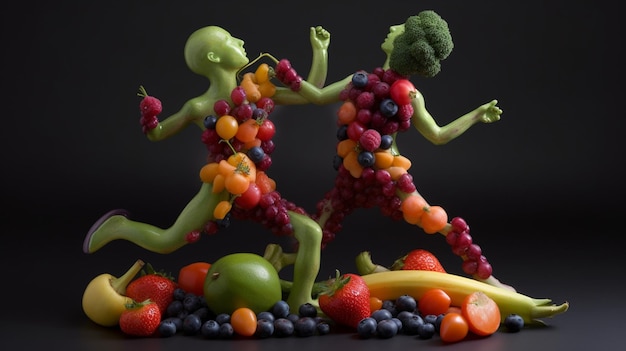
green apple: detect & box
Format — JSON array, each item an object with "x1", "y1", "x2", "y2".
[{"x1": 204, "y1": 252, "x2": 282, "y2": 315}]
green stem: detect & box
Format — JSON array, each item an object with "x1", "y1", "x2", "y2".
[
  {"x1": 111, "y1": 259, "x2": 145, "y2": 294},
  {"x1": 355, "y1": 251, "x2": 390, "y2": 275}
]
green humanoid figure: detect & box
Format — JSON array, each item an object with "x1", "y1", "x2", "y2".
[
  {"x1": 274, "y1": 11, "x2": 512, "y2": 290},
  {"x1": 84, "y1": 25, "x2": 331, "y2": 310}
]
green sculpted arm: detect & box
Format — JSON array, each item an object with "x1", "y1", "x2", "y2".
[
  {"x1": 272, "y1": 26, "x2": 332, "y2": 105},
  {"x1": 411, "y1": 91, "x2": 502, "y2": 145},
  {"x1": 145, "y1": 98, "x2": 208, "y2": 141},
  {"x1": 306, "y1": 26, "x2": 330, "y2": 88}
]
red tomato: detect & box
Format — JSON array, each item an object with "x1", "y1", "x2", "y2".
[
  {"x1": 461, "y1": 291, "x2": 501, "y2": 336},
  {"x1": 417, "y1": 288, "x2": 451, "y2": 316},
  {"x1": 389, "y1": 79, "x2": 417, "y2": 105},
  {"x1": 439, "y1": 312, "x2": 469, "y2": 343},
  {"x1": 234, "y1": 182, "x2": 261, "y2": 209},
  {"x1": 178, "y1": 262, "x2": 211, "y2": 296},
  {"x1": 256, "y1": 119, "x2": 275, "y2": 141}
]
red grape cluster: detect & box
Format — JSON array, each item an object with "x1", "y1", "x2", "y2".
[
  {"x1": 231, "y1": 191, "x2": 308, "y2": 237},
  {"x1": 275, "y1": 59, "x2": 303, "y2": 91},
  {"x1": 447, "y1": 217, "x2": 493, "y2": 279}
]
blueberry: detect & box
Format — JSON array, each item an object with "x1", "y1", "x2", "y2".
[
  {"x1": 401, "y1": 314, "x2": 424, "y2": 335},
  {"x1": 162, "y1": 316, "x2": 183, "y2": 331},
  {"x1": 255, "y1": 319, "x2": 275, "y2": 338},
  {"x1": 376, "y1": 319, "x2": 398, "y2": 339},
  {"x1": 273, "y1": 318, "x2": 294, "y2": 337},
  {"x1": 298, "y1": 303, "x2": 318, "y2": 318},
  {"x1": 218, "y1": 322, "x2": 234, "y2": 339},
  {"x1": 381, "y1": 300, "x2": 397, "y2": 315},
  {"x1": 434, "y1": 314, "x2": 445, "y2": 332},
  {"x1": 417, "y1": 322, "x2": 436, "y2": 339},
  {"x1": 257, "y1": 311, "x2": 275, "y2": 323},
  {"x1": 332, "y1": 154, "x2": 343, "y2": 170},
  {"x1": 380, "y1": 98, "x2": 398, "y2": 117},
  {"x1": 371, "y1": 308, "x2": 393, "y2": 322},
  {"x1": 351, "y1": 70, "x2": 369, "y2": 88},
  {"x1": 166, "y1": 300, "x2": 184, "y2": 317},
  {"x1": 336, "y1": 124, "x2": 348, "y2": 140},
  {"x1": 252, "y1": 107, "x2": 268, "y2": 120},
  {"x1": 294, "y1": 316, "x2": 317, "y2": 337},
  {"x1": 395, "y1": 295, "x2": 417, "y2": 312},
  {"x1": 271, "y1": 300, "x2": 291, "y2": 319},
  {"x1": 357, "y1": 317, "x2": 377, "y2": 339},
  {"x1": 157, "y1": 319, "x2": 178, "y2": 337},
  {"x1": 504, "y1": 314, "x2": 524, "y2": 332},
  {"x1": 192, "y1": 306, "x2": 212, "y2": 321},
  {"x1": 391, "y1": 317, "x2": 403, "y2": 332},
  {"x1": 183, "y1": 294, "x2": 201, "y2": 312},
  {"x1": 423, "y1": 314, "x2": 438, "y2": 325},
  {"x1": 176, "y1": 309, "x2": 189, "y2": 320},
  {"x1": 317, "y1": 322, "x2": 331, "y2": 335},
  {"x1": 200, "y1": 320, "x2": 220, "y2": 339},
  {"x1": 216, "y1": 213, "x2": 231, "y2": 229},
  {"x1": 379, "y1": 134, "x2": 393, "y2": 149},
  {"x1": 215, "y1": 313, "x2": 231, "y2": 325},
  {"x1": 287, "y1": 313, "x2": 300, "y2": 323},
  {"x1": 182, "y1": 314, "x2": 202, "y2": 335},
  {"x1": 203, "y1": 115, "x2": 218, "y2": 129},
  {"x1": 247, "y1": 146, "x2": 265, "y2": 163},
  {"x1": 357, "y1": 151, "x2": 375, "y2": 168},
  {"x1": 173, "y1": 288, "x2": 187, "y2": 301}
]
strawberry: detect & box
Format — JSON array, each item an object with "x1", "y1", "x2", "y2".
[
  {"x1": 391, "y1": 248, "x2": 446, "y2": 272},
  {"x1": 318, "y1": 270, "x2": 371, "y2": 329},
  {"x1": 125, "y1": 263, "x2": 177, "y2": 315},
  {"x1": 119, "y1": 300, "x2": 161, "y2": 337}
]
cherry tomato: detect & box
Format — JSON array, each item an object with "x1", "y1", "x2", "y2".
[
  {"x1": 389, "y1": 79, "x2": 417, "y2": 105},
  {"x1": 234, "y1": 182, "x2": 261, "y2": 209},
  {"x1": 215, "y1": 115, "x2": 239, "y2": 140},
  {"x1": 417, "y1": 288, "x2": 451, "y2": 316},
  {"x1": 256, "y1": 119, "x2": 276, "y2": 141},
  {"x1": 230, "y1": 307, "x2": 258, "y2": 337},
  {"x1": 439, "y1": 312, "x2": 468, "y2": 343},
  {"x1": 178, "y1": 262, "x2": 211, "y2": 296},
  {"x1": 461, "y1": 291, "x2": 501, "y2": 336}
]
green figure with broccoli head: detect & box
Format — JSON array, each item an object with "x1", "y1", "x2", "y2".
[{"x1": 277, "y1": 10, "x2": 508, "y2": 288}]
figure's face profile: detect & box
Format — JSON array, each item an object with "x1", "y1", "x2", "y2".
[
  {"x1": 208, "y1": 27, "x2": 249, "y2": 69},
  {"x1": 381, "y1": 24, "x2": 404, "y2": 55}
]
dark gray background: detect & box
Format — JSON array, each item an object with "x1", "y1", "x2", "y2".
[{"x1": 2, "y1": 1, "x2": 623, "y2": 350}]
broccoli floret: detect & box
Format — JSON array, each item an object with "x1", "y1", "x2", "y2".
[{"x1": 389, "y1": 10, "x2": 454, "y2": 77}]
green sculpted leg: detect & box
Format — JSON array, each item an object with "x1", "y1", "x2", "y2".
[
  {"x1": 285, "y1": 211, "x2": 322, "y2": 312},
  {"x1": 83, "y1": 183, "x2": 227, "y2": 254}
]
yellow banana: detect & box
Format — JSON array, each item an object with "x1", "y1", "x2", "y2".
[{"x1": 361, "y1": 270, "x2": 568, "y2": 326}]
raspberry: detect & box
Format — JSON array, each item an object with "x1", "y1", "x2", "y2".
[
  {"x1": 140, "y1": 96, "x2": 162, "y2": 118},
  {"x1": 355, "y1": 91, "x2": 375, "y2": 109},
  {"x1": 359, "y1": 129, "x2": 381, "y2": 152}
]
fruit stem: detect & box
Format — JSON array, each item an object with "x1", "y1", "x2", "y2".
[
  {"x1": 110, "y1": 259, "x2": 145, "y2": 295},
  {"x1": 355, "y1": 251, "x2": 390, "y2": 275},
  {"x1": 137, "y1": 85, "x2": 148, "y2": 98}
]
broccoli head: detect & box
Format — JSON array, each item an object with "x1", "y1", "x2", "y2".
[{"x1": 389, "y1": 10, "x2": 454, "y2": 77}]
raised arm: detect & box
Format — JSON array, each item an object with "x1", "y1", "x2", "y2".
[
  {"x1": 272, "y1": 27, "x2": 333, "y2": 105},
  {"x1": 306, "y1": 26, "x2": 331, "y2": 88},
  {"x1": 412, "y1": 91, "x2": 502, "y2": 145}
]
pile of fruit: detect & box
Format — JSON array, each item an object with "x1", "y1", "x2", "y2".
[{"x1": 82, "y1": 248, "x2": 568, "y2": 342}]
